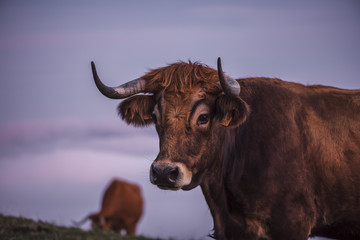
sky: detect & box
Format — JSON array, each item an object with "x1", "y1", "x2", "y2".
[{"x1": 0, "y1": 0, "x2": 359, "y2": 239}]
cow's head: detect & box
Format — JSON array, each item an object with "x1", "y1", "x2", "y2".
[
  {"x1": 89, "y1": 213, "x2": 109, "y2": 231},
  {"x1": 92, "y1": 58, "x2": 249, "y2": 190}
]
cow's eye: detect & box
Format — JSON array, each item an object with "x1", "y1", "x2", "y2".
[{"x1": 197, "y1": 114, "x2": 209, "y2": 125}]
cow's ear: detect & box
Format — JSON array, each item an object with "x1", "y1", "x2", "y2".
[
  {"x1": 215, "y1": 95, "x2": 250, "y2": 128},
  {"x1": 118, "y1": 95, "x2": 156, "y2": 127}
]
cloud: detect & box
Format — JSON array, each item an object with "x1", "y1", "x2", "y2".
[{"x1": 0, "y1": 118, "x2": 158, "y2": 158}]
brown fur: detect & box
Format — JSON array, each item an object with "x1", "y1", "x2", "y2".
[
  {"x1": 111, "y1": 61, "x2": 360, "y2": 239},
  {"x1": 80, "y1": 179, "x2": 143, "y2": 235},
  {"x1": 143, "y1": 61, "x2": 220, "y2": 94}
]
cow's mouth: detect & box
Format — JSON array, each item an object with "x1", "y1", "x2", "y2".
[{"x1": 157, "y1": 185, "x2": 181, "y2": 191}]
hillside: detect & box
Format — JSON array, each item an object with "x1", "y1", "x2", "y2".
[{"x1": 0, "y1": 214, "x2": 162, "y2": 240}]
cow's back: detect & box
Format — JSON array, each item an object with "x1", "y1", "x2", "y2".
[{"x1": 100, "y1": 179, "x2": 143, "y2": 222}]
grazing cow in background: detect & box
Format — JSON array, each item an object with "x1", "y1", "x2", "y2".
[
  {"x1": 74, "y1": 178, "x2": 143, "y2": 235},
  {"x1": 91, "y1": 58, "x2": 360, "y2": 240}
]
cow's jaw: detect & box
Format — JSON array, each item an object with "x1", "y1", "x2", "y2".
[{"x1": 150, "y1": 160, "x2": 192, "y2": 191}]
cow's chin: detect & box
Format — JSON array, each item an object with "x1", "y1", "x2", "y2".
[
  {"x1": 181, "y1": 183, "x2": 197, "y2": 191},
  {"x1": 157, "y1": 185, "x2": 182, "y2": 191},
  {"x1": 156, "y1": 182, "x2": 194, "y2": 191},
  {"x1": 155, "y1": 182, "x2": 196, "y2": 191},
  {"x1": 153, "y1": 177, "x2": 198, "y2": 191}
]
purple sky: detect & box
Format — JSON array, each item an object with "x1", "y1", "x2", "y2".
[{"x1": 0, "y1": 1, "x2": 359, "y2": 239}]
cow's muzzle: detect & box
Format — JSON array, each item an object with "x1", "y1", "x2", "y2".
[{"x1": 150, "y1": 161, "x2": 192, "y2": 190}]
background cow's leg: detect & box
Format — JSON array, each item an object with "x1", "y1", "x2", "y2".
[{"x1": 124, "y1": 220, "x2": 136, "y2": 235}]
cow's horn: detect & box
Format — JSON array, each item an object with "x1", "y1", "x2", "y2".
[
  {"x1": 91, "y1": 61, "x2": 147, "y2": 99},
  {"x1": 217, "y1": 57, "x2": 240, "y2": 97}
]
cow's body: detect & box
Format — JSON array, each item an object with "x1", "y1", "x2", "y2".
[
  {"x1": 76, "y1": 179, "x2": 143, "y2": 235},
  {"x1": 200, "y1": 78, "x2": 360, "y2": 239},
  {"x1": 91, "y1": 59, "x2": 360, "y2": 239}
]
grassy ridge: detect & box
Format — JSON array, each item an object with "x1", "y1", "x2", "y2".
[{"x1": 0, "y1": 214, "x2": 162, "y2": 240}]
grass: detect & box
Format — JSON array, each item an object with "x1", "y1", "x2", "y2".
[{"x1": 0, "y1": 213, "x2": 163, "y2": 240}]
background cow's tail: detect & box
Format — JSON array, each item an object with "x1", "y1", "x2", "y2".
[{"x1": 72, "y1": 214, "x2": 91, "y2": 227}]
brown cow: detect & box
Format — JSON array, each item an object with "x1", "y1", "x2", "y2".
[
  {"x1": 75, "y1": 179, "x2": 143, "y2": 235},
  {"x1": 91, "y1": 58, "x2": 360, "y2": 240}
]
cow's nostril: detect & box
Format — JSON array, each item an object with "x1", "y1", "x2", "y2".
[{"x1": 168, "y1": 167, "x2": 179, "y2": 183}]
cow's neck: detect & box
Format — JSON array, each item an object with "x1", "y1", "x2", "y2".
[{"x1": 200, "y1": 127, "x2": 245, "y2": 239}]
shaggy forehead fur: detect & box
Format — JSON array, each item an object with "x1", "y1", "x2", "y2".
[{"x1": 141, "y1": 61, "x2": 221, "y2": 94}]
